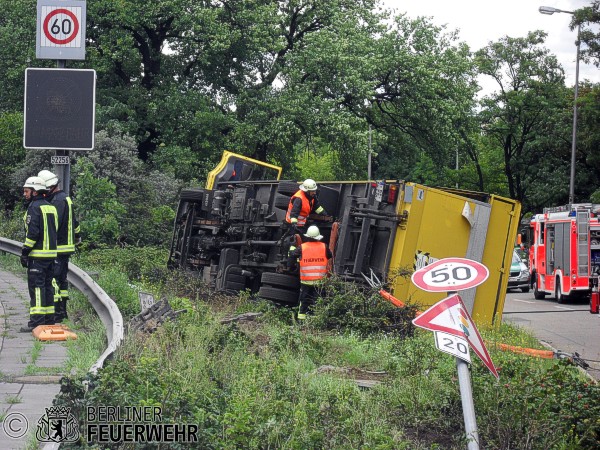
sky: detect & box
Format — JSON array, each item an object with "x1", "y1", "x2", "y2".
[{"x1": 382, "y1": 0, "x2": 599, "y2": 93}]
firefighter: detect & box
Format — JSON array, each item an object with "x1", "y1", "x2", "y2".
[
  {"x1": 20, "y1": 176, "x2": 58, "y2": 332},
  {"x1": 288, "y1": 225, "x2": 332, "y2": 320},
  {"x1": 38, "y1": 170, "x2": 81, "y2": 323},
  {"x1": 285, "y1": 179, "x2": 327, "y2": 232}
]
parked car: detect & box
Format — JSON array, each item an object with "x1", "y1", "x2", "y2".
[{"x1": 508, "y1": 249, "x2": 530, "y2": 292}]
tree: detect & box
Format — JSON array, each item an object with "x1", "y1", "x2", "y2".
[
  {"x1": 475, "y1": 31, "x2": 571, "y2": 212},
  {"x1": 0, "y1": 0, "x2": 38, "y2": 112},
  {"x1": 573, "y1": 1, "x2": 600, "y2": 67},
  {"x1": 0, "y1": 112, "x2": 26, "y2": 208}
]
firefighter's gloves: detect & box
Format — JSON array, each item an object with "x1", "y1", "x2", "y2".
[
  {"x1": 20, "y1": 250, "x2": 30, "y2": 268},
  {"x1": 289, "y1": 218, "x2": 298, "y2": 232},
  {"x1": 315, "y1": 206, "x2": 328, "y2": 216}
]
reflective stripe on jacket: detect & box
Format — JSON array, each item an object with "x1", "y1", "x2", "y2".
[
  {"x1": 48, "y1": 190, "x2": 79, "y2": 254},
  {"x1": 286, "y1": 190, "x2": 314, "y2": 226},
  {"x1": 299, "y1": 242, "x2": 328, "y2": 283},
  {"x1": 23, "y1": 199, "x2": 58, "y2": 259}
]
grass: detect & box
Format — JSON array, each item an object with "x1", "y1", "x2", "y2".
[
  {"x1": 4, "y1": 395, "x2": 21, "y2": 404},
  {"x1": 3, "y1": 249, "x2": 600, "y2": 448},
  {"x1": 0, "y1": 253, "x2": 107, "y2": 379}
]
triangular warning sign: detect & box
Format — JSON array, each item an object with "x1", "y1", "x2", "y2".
[{"x1": 413, "y1": 294, "x2": 499, "y2": 379}]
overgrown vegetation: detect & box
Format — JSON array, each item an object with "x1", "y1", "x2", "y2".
[{"x1": 38, "y1": 254, "x2": 598, "y2": 450}]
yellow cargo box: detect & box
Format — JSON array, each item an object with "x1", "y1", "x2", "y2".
[{"x1": 389, "y1": 183, "x2": 520, "y2": 324}]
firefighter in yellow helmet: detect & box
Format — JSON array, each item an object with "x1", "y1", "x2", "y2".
[
  {"x1": 20, "y1": 176, "x2": 58, "y2": 332},
  {"x1": 288, "y1": 225, "x2": 332, "y2": 320},
  {"x1": 38, "y1": 170, "x2": 81, "y2": 323},
  {"x1": 285, "y1": 179, "x2": 327, "y2": 232}
]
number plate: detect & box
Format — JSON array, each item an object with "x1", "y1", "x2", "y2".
[
  {"x1": 51, "y1": 155, "x2": 70, "y2": 165},
  {"x1": 434, "y1": 331, "x2": 471, "y2": 363},
  {"x1": 375, "y1": 182, "x2": 384, "y2": 202}
]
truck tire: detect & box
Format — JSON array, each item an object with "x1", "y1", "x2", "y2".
[
  {"x1": 273, "y1": 194, "x2": 291, "y2": 210},
  {"x1": 277, "y1": 181, "x2": 300, "y2": 196},
  {"x1": 555, "y1": 279, "x2": 567, "y2": 304},
  {"x1": 180, "y1": 188, "x2": 204, "y2": 202},
  {"x1": 224, "y1": 281, "x2": 246, "y2": 292},
  {"x1": 258, "y1": 286, "x2": 299, "y2": 305},
  {"x1": 532, "y1": 275, "x2": 546, "y2": 299},
  {"x1": 261, "y1": 272, "x2": 300, "y2": 290}
]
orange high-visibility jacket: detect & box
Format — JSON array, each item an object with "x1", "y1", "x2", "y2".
[
  {"x1": 286, "y1": 190, "x2": 315, "y2": 226},
  {"x1": 299, "y1": 241, "x2": 328, "y2": 283}
]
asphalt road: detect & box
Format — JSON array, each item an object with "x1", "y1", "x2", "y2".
[{"x1": 502, "y1": 289, "x2": 600, "y2": 380}]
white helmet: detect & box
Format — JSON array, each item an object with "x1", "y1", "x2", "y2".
[
  {"x1": 23, "y1": 176, "x2": 48, "y2": 192},
  {"x1": 38, "y1": 170, "x2": 59, "y2": 188},
  {"x1": 300, "y1": 178, "x2": 318, "y2": 192},
  {"x1": 304, "y1": 225, "x2": 323, "y2": 240}
]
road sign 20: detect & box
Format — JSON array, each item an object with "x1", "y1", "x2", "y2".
[{"x1": 434, "y1": 331, "x2": 471, "y2": 363}]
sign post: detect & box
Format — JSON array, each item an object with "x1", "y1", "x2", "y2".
[{"x1": 411, "y1": 257, "x2": 497, "y2": 450}]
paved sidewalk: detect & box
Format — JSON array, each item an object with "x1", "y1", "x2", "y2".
[{"x1": 0, "y1": 269, "x2": 68, "y2": 450}]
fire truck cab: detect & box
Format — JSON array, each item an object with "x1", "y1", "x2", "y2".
[{"x1": 529, "y1": 204, "x2": 600, "y2": 303}]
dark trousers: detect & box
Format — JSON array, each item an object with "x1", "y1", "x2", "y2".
[
  {"x1": 298, "y1": 283, "x2": 320, "y2": 315},
  {"x1": 27, "y1": 258, "x2": 55, "y2": 327},
  {"x1": 53, "y1": 254, "x2": 70, "y2": 321}
]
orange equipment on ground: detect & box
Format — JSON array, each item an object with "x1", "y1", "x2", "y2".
[{"x1": 32, "y1": 324, "x2": 77, "y2": 341}]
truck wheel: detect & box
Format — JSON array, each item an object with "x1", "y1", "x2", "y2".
[
  {"x1": 223, "y1": 281, "x2": 246, "y2": 292},
  {"x1": 261, "y1": 272, "x2": 300, "y2": 290},
  {"x1": 258, "y1": 286, "x2": 299, "y2": 305},
  {"x1": 555, "y1": 280, "x2": 567, "y2": 304},
  {"x1": 273, "y1": 194, "x2": 291, "y2": 210},
  {"x1": 277, "y1": 181, "x2": 300, "y2": 196},
  {"x1": 533, "y1": 278, "x2": 546, "y2": 300},
  {"x1": 180, "y1": 188, "x2": 204, "y2": 202}
]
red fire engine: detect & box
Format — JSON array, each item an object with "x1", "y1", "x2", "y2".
[{"x1": 529, "y1": 204, "x2": 600, "y2": 308}]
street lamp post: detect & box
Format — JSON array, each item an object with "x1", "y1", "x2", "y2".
[{"x1": 539, "y1": 6, "x2": 581, "y2": 205}]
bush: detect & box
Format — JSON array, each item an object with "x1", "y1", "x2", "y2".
[{"x1": 309, "y1": 276, "x2": 418, "y2": 337}]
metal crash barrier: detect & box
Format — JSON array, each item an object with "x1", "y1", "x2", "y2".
[{"x1": 0, "y1": 236, "x2": 123, "y2": 374}]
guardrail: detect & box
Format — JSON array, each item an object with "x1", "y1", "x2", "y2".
[{"x1": 0, "y1": 236, "x2": 123, "y2": 374}]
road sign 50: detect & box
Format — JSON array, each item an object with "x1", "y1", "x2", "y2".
[{"x1": 411, "y1": 257, "x2": 489, "y2": 292}]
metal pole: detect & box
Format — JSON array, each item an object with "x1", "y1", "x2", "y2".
[
  {"x1": 53, "y1": 59, "x2": 70, "y2": 195},
  {"x1": 457, "y1": 358, "x2": 480, "y2": 449},
  {"x1": 456, "y1": 148, "x2": 459, "y2": 189},
  {"x1": 448, "y1": 289, "x2": 479, "y2": 449},
  {"x1": 368, "y1": 125, "x2": 372, "y2": 181},
  {"x1": 569, "y1": 23, "x2": 581, "y2": 206}
]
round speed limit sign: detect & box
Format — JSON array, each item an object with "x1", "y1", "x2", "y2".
[
  {"x1": 411, "y1": 257, "x2": 489, "y2": 292},
  {"x1": 43, "y1": 8, "x2": 80, "y2": 45}
]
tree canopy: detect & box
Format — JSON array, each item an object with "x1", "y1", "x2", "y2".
[{"x1": 0, "y1": 0, "x2": 599, "y2": 230}]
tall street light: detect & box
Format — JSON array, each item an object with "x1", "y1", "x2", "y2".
[{"x1": 539, "y1": 6, "x2": 581, "y2": 205}]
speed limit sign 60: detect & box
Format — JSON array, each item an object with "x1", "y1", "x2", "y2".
[
  {"x1": 411, "y1": 257, "x2": 489, "y2": 292},
  {"x1": 36, "y1": 0, "x2": 87, "y2": 60}
]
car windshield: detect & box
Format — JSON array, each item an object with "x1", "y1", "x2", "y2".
[{"x1": 512, "y1": 251, "x2": 521, "y2": 264}]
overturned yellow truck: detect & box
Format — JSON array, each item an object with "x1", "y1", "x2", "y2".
[{"x1": 168, "y1": 152, "x2": 520, "y2": 325}]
